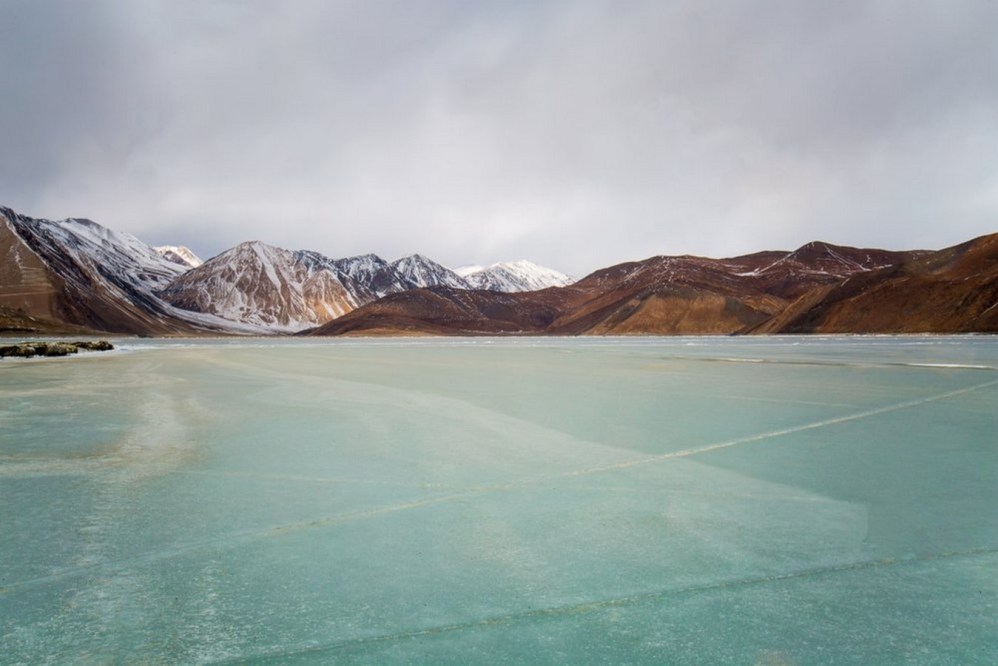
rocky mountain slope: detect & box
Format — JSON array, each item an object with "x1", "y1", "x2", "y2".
[
  {"x1": 0, "y1": 304, "x2": 103, "y2": 336},
  {"x1": 159, "y1": 241, "x2": 359, "y2": 332},
  {"x1": 543, "y1": 243, "x2": 917, "y2": 335},
  {"x1": 0, "y1": 206, "x2": 234, "y2": 335},
  {"x1": 749, "y1": 233, "x2": 998, "y2": 334}
]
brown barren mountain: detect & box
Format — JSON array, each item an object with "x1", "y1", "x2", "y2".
[
  {"x1": 309, "y1": 241, "x2": 947, "y2": 337},
  {"x1": 751, "y1": 233, "x2": 998, "y2": 334},
  {"x1": 310, "y1": 287, "x2": 565, "y2": 336}
]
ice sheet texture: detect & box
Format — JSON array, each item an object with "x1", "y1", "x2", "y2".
[{"x1": 2, "y1": 336, "x2": 996, "y2": 663}]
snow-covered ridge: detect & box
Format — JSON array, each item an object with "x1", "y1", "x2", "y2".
[{"x1": 15, "y1": 213, "x2": 189, "y2": 291}]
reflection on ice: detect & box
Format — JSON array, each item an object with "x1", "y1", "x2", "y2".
[{"x1": 1, "y1": 336, "x2": 997, "y2": 663}]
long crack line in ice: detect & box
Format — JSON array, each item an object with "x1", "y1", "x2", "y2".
[
  {"x1": 209, "y1": 544, "x2": 998, "y2": 664},
  {"x1": 557, "y1": 377, "x2": 998, "y2": 479}
]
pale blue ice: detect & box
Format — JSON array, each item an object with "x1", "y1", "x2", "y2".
[{"x1": 1, "y1": 336, "x2": 996, "y2": 663}]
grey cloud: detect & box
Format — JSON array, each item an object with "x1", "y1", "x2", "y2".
[
  {"x1": 0, "y1": 2, "x2": 151, "y2": 190},
  {"x1": 1, "y1": 0, "x2": 996, "y2": 275}
]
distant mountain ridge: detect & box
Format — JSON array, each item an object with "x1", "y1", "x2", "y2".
[
  {"x1": 159, "y1": 243, "x2": 573, "y2": 331},
  {"x1": 311, "y1": 237, "x2": 998, "y2": 336},
  {"x1": 1, "y1": 205, "x2": 995, "y2": 336},
  {"x1": 307, "y1": 243, "x2": 921, "y2": 336}
]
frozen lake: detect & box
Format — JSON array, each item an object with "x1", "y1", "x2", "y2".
[{"x1": 2, "y1": 336, "x2": 997, "y2": 664}]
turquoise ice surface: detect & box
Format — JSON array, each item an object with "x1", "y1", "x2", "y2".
[{"x1": 1, "y1": 336, "x2": 996, "y2": 663}]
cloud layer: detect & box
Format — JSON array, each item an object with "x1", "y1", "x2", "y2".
[{"x1": 2, "y1": 0, "x2": 996, "y2": 274}]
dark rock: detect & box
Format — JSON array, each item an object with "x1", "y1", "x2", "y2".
[
  {"x1": 73, "y1": 340, "x2": 114, "y2": 351},
  {"x1": 42, "y1": 343, "x2": 78, "y2": 357},
  {"x1": 0, "y1": 344, "x2": 38, "y2": 358},
  {"x1": 0, "y1": 340, "x2": 114, "y2": 358}
]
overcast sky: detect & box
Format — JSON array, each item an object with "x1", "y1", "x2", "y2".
[{"x1": 2, "y1": 1, "x2": 996, "y2": 275}]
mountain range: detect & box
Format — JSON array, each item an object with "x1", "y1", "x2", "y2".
[
  {"x1": 0, "y1": 206, "x2": 572, "y2": 334},
  {"x1": 1, "y1": 205, "x2": 996, "y2": 336}
]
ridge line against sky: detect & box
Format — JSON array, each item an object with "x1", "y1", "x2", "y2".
[{"x1": 2, "y1": 0, "x2": 997, "y2": 276}]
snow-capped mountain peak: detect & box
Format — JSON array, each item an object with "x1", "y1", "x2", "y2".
[
  {"x1": 155, "y1": 245, "x2": 203, "y2": 269},
  {"x1": 458, "y1": 260, "x2": 573, "y2": 292}
]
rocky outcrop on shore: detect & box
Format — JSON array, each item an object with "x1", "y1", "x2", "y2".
[{"x1": 0, "y1": 340, "x2": 114, "y2": 359}]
